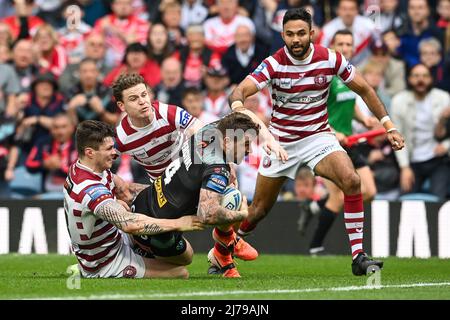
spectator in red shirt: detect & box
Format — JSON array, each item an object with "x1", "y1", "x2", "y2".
[
  {"x1": 32, "y1": 24, "x2": 67, "y2": 77},
  {"x1": 103, "y1": 42, "x2": 161, "y2": 88},
  {"x1": 93, "y1": 0, "x2": 150, "y2": 67},
  {"x1": 1, "y1": 0, "x2": 44, "y2": 40}
]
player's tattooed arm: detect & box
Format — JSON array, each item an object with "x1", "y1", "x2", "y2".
[
  {"x1": 197, "y1": 188, "x2": 248, "y2": 225},
  {"x1": 95, "y1": 201, "x2": 204, "y2": 235},
  {"x1": 113, "y1": 174, "x2": 148, "y2": 205}
]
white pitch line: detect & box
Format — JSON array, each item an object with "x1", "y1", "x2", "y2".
[{"x1": 26, "y1": 282, "x2": 450, "y2": 300}]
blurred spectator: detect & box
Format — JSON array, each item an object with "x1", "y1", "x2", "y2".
[
  {"x1": 398, "y1": 0, "x2": 444, "y2": 68},
  {"x1": 1, "y1": 0, "x2": 44, "y2": 40},
  {"x1": 180, "y1": 24, "x2": 217, "y2": 88},
  {"x1": 0, "y1": 43, "x2": 11, "y2": 63},
  {"x1": 222, "y1": 24, "x2": 268, "y2": 85},
  {"x1": 203, "y1": 65, "x2": 230, "y2": 118},
  {"x1": 66, "y1": 58, "x2": 119, "y2": 126},
  {"x1": 203, "y1": 0, "x2": 255, "y2": 55},
  {"x1": 0, "y1": 22, "x2": 13, "y2": 47},
  {"x1": 391, "y1": 63, "x2": 450, "y2": 200},
  {"x1": 269, "y1": 0, "x2": 321, "y2": 53},
  {"x1": 373, "y1": 32, "x2": 406, "y2": 97},
  {"x1": 180, "y1": 0, "x2": 208, "y2": 31},
  {"x1": 147, "y1": 22, "x2": 177, "y2": 66},
  {"x1": 76, "y1": 0, "x2": 109, "y2": 27},
  {"x1": 59, "y1": 32, "x2": 111, "y2": 95},
  {"x1": 93, "y1": 0, "x2": 150, "y2": 67},
  {"x1": 10, "y1": 39, "x2": 38, "y2": 111},
  {"x1": 25, "y1": 113, "x2": 77, "y2": 195},
  {"x1": 58, "y1": 2, "x2": 92, "y2": 65},
  {"x1": 382, "y1": 28, "x2": 402, "y2": 59},
  {"x1": 34, "y1": 0, "x2": 63, "y2": 28},
  {"x1": 15, "y1": 72, "x2": 64, "y2": 154},
  {"x1": 419, "y1": 37, "x2": 450, "y2": 91},
  {"x1": 154, "y1": 57, "x2": 185, "y2": 106},
  {"x1": 378, "y1": 0, "x2": 407, "y2": 33},
  {"x1": 32, "y1": 24, "x2": 67, "y2": 77},
  {"x1": 0, "y1": 63, "x2": 20, "y2": 118},
  {"x1": 0, "y1": 114, "x2": 18, "y2": 198},
  {"x1": 181, "y1": 86, "x2": 219, "y2": 124},
  {"x1": 0, "y1": 1, "x2": 15, "y2": 19},
  {"x1": 435, "y1": 107, "x2": 450, "y2": 140},
  {"x1": 437, "y1": 0, "x2": 450, "y2": 29},
  {"x1": 104, "y1": 42, "x2": 161, "y2": 88},
  {"x1": 250, "y1": 0, "x2": 276, "y2": 47},
  {"x1": 318, "y1": 0, "x2": 377, "y2": 66},
  {"x1": 161, "y1": 1, "x2": 184, "y2": 48}
]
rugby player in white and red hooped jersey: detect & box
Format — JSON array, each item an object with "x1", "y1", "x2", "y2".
[
  {"x1": 63, "y1": 120, "x2": 204, "y2": 278},
  {"x1": 228, "y1": 8, "x2": 405, "y2": 276},
  {"x1": 113, "y1": 74, "x2": 204, "y2": 182}
]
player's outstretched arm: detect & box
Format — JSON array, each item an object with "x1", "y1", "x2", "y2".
[
  {"x1": 347, "y1": 71, "x2": 405, "y2": 151},
  {"x1": 197, "y1": 188, "x2": 248, "y2": 225},
  {"x1": 229, "y1": 78, "x2": 288, "y2": 162},
  {"x1": 95, "y1": 200, "x2": 205, "y2": 235},
  {"x1": 113, "y1": 174, "x2": 148, "y2": 205}
]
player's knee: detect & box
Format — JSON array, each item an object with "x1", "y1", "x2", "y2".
[
  {"x1": 363, "y1": 185, "x2": 377, "y2": 202},
  {"x1": 341, "y1": 172, "x2": 361, "y2": 194}
]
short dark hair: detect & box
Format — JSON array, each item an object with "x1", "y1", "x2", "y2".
[
  {"x1": 295, "y1": 165, "x2": 315, "y2": 182},
  {"x1": 76, "y1": 120, "x2": 115, "y2": 156},
  {"x1": 182, "y1": 86, "x2": 202, "y2": 99},
  {"x1": 217, "y1": 112, "x2": 260, "y2": 138},
  {"x1": 282, "y1": 7, "x2": 312, "y2": 30},
  {"x1": 331, "y1": 29, "x2": 353, "y2": 43},
  {"x1": 112, "y1": 73, "x2": 147, "y2": 102}
]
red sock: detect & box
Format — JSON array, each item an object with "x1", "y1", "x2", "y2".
[
  {"x1": 238, "y1": 219, "x2": 256, "y2": 236},
  {"x1": 344, "y1": 193, "x2": 364, "y2": 260},
  {"x1": 214, "y1": 227, "x2": 234, "y2": 238},
  {"x1": 214, "y1": 242, "x2": 231, "y2": 256}
]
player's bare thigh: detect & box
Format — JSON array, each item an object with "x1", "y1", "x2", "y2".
[
  {"x1": 142, "y1": 257, "x2": 189, "y2": 279},
  {"x1": 248, "y1": 174, "x2": 287, "y2": 221},
  {"x1": 314, "y1": 151, "x2": 360, "y2": 195}
]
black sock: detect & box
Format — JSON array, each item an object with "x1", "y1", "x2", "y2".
[{"x1": 309, "y1": 206, "x2": 337, "y2": 249}]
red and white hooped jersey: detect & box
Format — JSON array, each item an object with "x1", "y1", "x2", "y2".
[
  {"x1": 63, "y1": 160, "x2": 120, "y2": 274},
  {"x1": 248, "y1": 44, "x2": 355, "y2": 143},
  {"x1": 115, "y1": 101, "x2": 196, "y2": 181}
]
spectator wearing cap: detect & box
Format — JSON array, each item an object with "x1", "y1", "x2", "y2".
[
  {"x1": 59, "y1": 32, "x2": 112, "y2": 96},
  {"x1": 32, "y1": 24, "x2": 67, "y2": 77},
  {"x1": 222, "y1": 24, "x2": 269, "y2": 85},
  {"x1": 179, "y1": 25, "x2": 218, "y2": 88},
  {"x1": 103, "y1": 42, "x2": 161, "y2": 88},
  {"x1": 15, "y1": 71, "x2": 64, "y2": 154},
  {"x1": 66, "y1": 58, "x2": 119, "y2": 126},
  {"x1": 154, "y1": 57, "x2": 185, "y2": 106},
  {"x1": 93, "y1": 0, "x2": 150, "y2": 67},
  {"x1": 368, "y1": 38, "x2": 406, "y2": 98},
  {"x1": 1, "y1": 0, "x2": 44, "y2": 41},
  {"x1": 397, "y1": 0, "x2": 444, "y2": 68},
  {"x1": 419, "y1": 37, "x2": 450, "y2": 91},
  {"x1": 203, "y1": 0, "x2": 255, "y2": 55},
  {"x1": 25, "y1": 112, "x2": 77, "y2": 196},
  {"x1": 203, "y1": 64, "x2": 230, "y2": 118}
]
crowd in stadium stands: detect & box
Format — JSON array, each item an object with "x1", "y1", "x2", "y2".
[{"x1": 0, "y1": 0, "x2": 449, "y2": 202}]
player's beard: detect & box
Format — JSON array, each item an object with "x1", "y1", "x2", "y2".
[{"x1": 287, "y1": 39, "x2": 311, "y2": 59}]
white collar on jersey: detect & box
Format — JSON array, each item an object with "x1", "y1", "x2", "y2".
[
  {"x1": 284, "y1": 43, "x2": 315, "y2": 65},
  {"x1": 76, "y1": 160, "x2": 106, "y2": 178}
]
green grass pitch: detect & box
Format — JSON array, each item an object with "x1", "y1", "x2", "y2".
[{"x1": 0, "y1": 254, "x2": 449, "y2": 300}]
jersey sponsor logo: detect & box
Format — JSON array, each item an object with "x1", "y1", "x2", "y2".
[
  {"x1": 85, "y1": 185, "x2": 111, "y2": 202},
  {"x1": 262, "y1": 156, "x2": 271, "y2": 168},
  {"x1": 346, "y1": 63, "x2": 353, "y2": 73},
  {"x1": 179, "y1": 110, "x2": 192, "y2": 128},
  {"x1": 132, "y1": 148, "x2": 147, "y2": 159},
  {"x1": 314, "y1": 74, "x2": 327, "y2": 85},
  {"x1": 280, "y1": 78, "x2": 292, "y2": 89},
  {"x1": 205, "y1": 174, "x2": 228, "y2": 194},
  {"x1": 182, "y1": 141, "x2": 192, "y2": 170},
  {"x1": 253, "y1": 62, "x2": 267, "y2": 75},
  {"x1": 122, "y1": 265, "x2": 137, "y2": 278},
  {"x1": 154, "y1": 177, "x2": 167, "y2": 207}
]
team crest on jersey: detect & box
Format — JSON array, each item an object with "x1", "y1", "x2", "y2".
[
  {"x1": 122, "y1": 266, "x2": 137, "y2": 278},
  {"x1": 262, "y1": 156, "x2": 272, "y2": 168},
  {"x1": 314, "y1": 74, "x2": 327, "y2": 85}
]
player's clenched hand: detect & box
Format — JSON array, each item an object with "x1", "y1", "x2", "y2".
[
  {"x1": 177, "y1": 216, "x2": 206, "y2": 232},
  {"x1": 264, "y1": 138, "x2": 288, "y2": 163},
  {"x1": 387, "y1": 130, "x2": 405, "y2": 151}
]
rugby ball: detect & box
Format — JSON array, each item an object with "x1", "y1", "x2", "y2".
[{"x1": 221, "y1": 187, "x2": 242, "y2": 210}]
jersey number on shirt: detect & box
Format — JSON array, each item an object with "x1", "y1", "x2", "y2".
[{"x1": 164, "y1": 158, "x2": 181, "y2": 185}]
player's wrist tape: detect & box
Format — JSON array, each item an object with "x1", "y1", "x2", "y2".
[
  {"x1": 231, "y1": 101, "x2": 244, "y2": 110},
  {"x1": 380, "y1": 116, "x2": 391, "y2": 125},
  {"x1": 387, "y1": 128, "x2": 398, "y2": 133}
]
